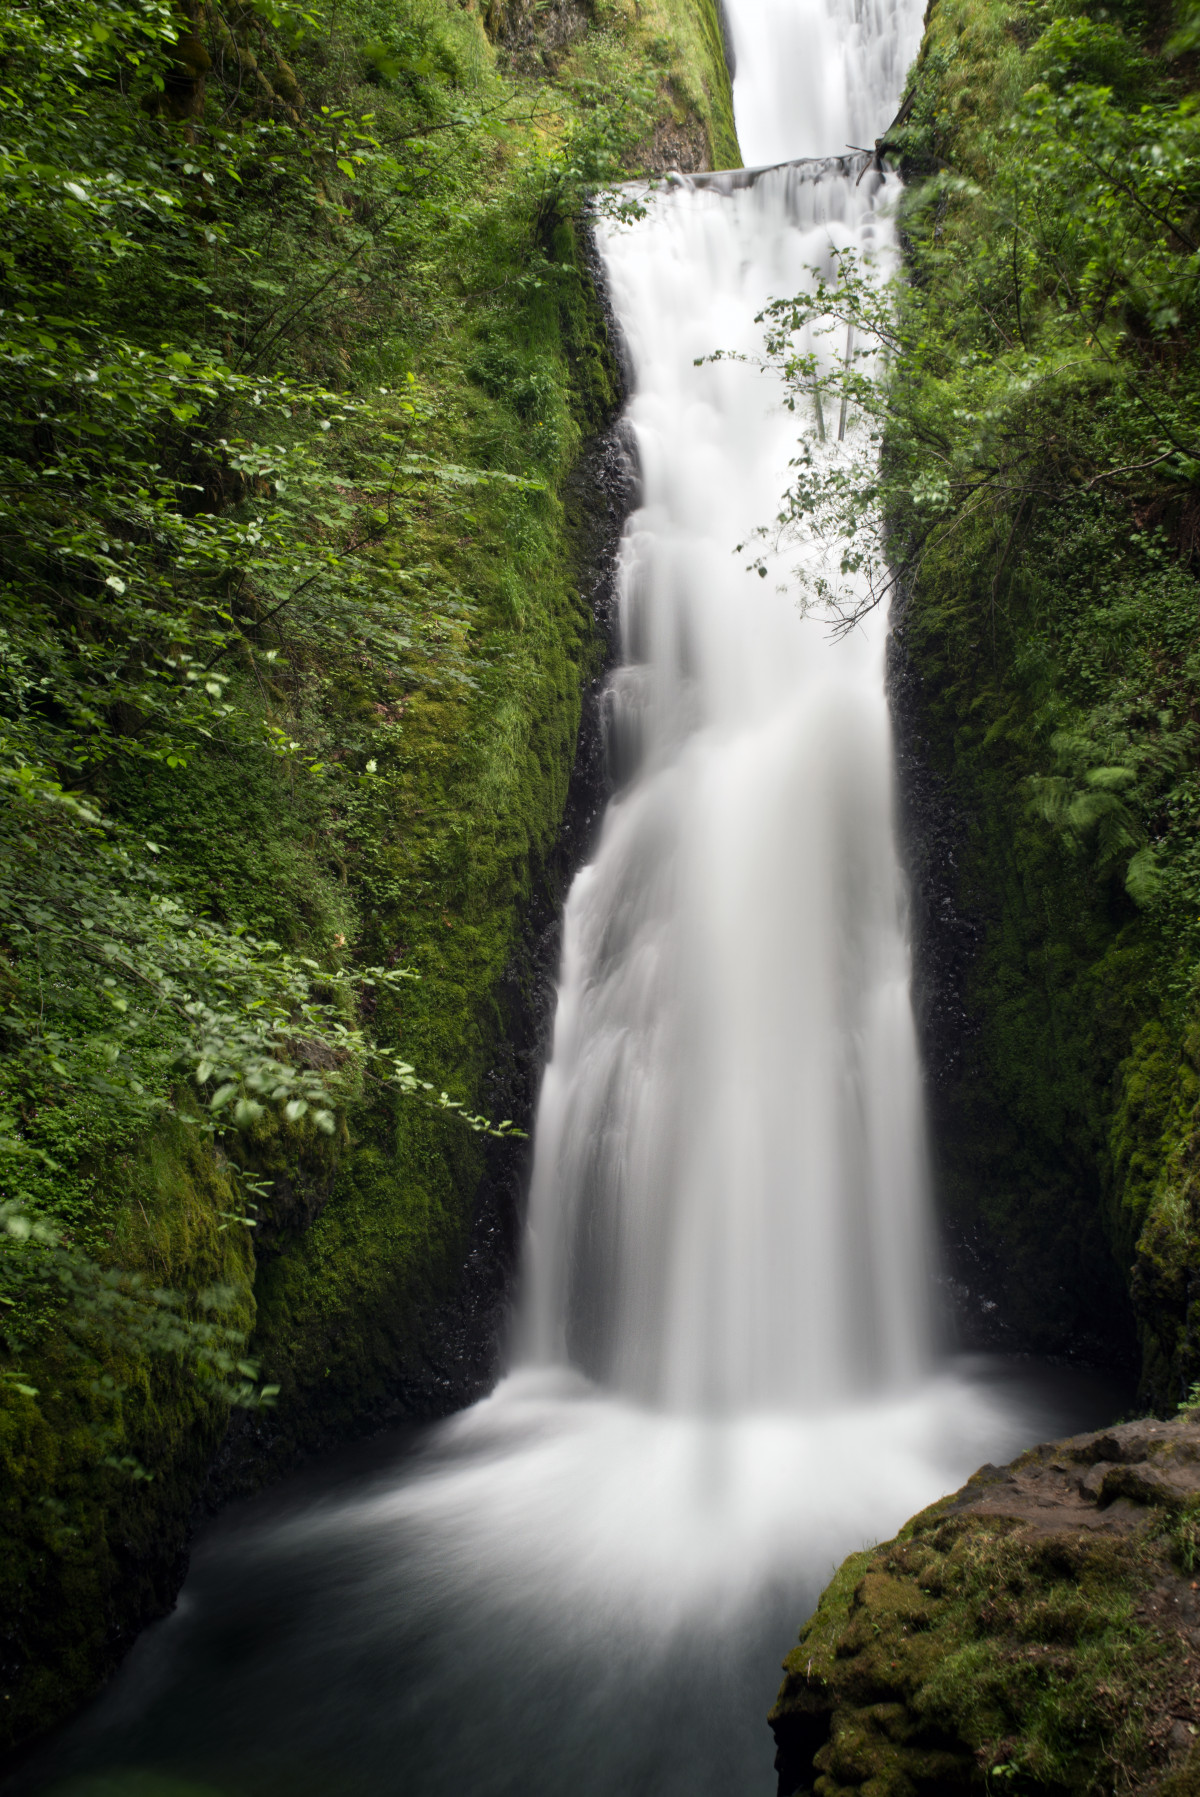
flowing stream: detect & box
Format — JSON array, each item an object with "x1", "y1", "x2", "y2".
[{"x1": 8, "y1": 6, "x2": 1132, "y2": 1797}]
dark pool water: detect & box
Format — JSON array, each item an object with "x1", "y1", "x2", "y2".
[{"x1": 4, "y1": 1357, "x2": 1132, "y2": 1797}]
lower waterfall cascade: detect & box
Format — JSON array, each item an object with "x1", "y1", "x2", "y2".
[
  {"x1": 522, "y1": 157, "x2": 931, "y2": 1414},
  {"x1": 4, "y1": 0, "x2": 1133, "y2": 1793}
]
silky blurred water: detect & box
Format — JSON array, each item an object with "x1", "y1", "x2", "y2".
[
  {"x1": 523, "y1": 159, "x2": 921, "y2": 1412},
  {"x1": 9, "y1": 1361, "x2": 1129, "y2": 1797}
]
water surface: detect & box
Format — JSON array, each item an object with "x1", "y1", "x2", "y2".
[{"x1": 11, "y1": 1360, "x2": 1130, "y2": 1797}]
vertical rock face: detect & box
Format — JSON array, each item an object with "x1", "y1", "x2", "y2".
[
  {"x1": 888, "y1": 595, "x2": 1140, "y2": 1369},
  {"x1": 874, "y1": 0, "x2": 1200, "y2": 1393},
  {"x1": 888, "y1": 597, "x2": 999, "y2": 1353},
  {"x1": 207, "y1": 363, "x2": 640, "y2": 1499},
  {"x1": 770, "y1": 1415, "x2": 1200, "y2": 1797}
]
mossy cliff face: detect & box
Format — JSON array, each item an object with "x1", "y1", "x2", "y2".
[
  {"x1": 0, "y1": 0, "x2": 737, "y2": 1757},
  {"x1": 1, "y1": 1124, "x2": 256, "y2": 1757},
  {"x1": 882, "y1": 0, "x2": 1200, "y2": 1394},
  {"x1": 771, "y1": 1415, "x2": 1200, "y2": 1797}
]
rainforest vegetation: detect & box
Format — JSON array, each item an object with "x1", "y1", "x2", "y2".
[
  {"x1": 0, "y1": 0, "x2": 735, "y2": 1746},
  {"x1": 10, "y1": 0, "x2": 1200, "y2": 1760}
]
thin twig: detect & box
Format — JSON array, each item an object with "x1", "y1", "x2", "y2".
[{"x1": 1082, "y1": 447, "x2": 1177, "y2": 488}]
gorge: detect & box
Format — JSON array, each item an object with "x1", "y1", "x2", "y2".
[
  {"x1": 4, "y1": 0, "x2": 1200, "y2": 1780},
  {"x1": 1, "y1": 0, "x2": 1155, "y2": 1788}
]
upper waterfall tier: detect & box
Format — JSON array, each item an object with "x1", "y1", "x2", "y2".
[{"x1": 727, "y1": 0, "x2": 924, "y2": 166}]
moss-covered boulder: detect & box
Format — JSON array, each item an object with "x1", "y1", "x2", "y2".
[{"x1": 771, "y1": 1416, "x2": 1200, "y2": 1796}]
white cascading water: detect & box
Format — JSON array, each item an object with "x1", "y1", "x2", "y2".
[
  {"x1": 517, "y1": 0, "x2": 934, "y2": 1419},
  {"x1": 729, "y1": 0, "x2": 924, "y2": 166},
  {"x1": 519, "y1": 2, "x2": 937, "y2": 1410},
  {"x1": 305, "y1": 0, "x2": 1043, "y2": 1627},
  {"x1": 521, "y1": 166, "x2": 930, "y2": 1414}
]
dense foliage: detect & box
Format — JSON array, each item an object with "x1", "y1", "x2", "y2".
[
  {"x1": 0, "y1": 0, "x2": 564, "y2": 1390},
  {"x1": 0, "y1": 0, "x2": 698, "y2": 1362},
  {"x1": 0, "y1": 0, "x2": 739, "y2": 1746}
]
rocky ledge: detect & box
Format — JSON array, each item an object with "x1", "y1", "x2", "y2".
[{"x1": 771, "y1": 1415, "x2": 1200, "y2": 1797}]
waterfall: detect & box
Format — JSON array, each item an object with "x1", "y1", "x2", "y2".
[
  {"x1": 521, "y1": 163, "x2": 930, "y2": 1413},
  {"x1": 306, "y1": 0, "x2": 1034, "y2": 1681},
  {"x1": 726, "y1": 0, "x2": 924, "y2": 167},
  {"x1": 359, "y1": 0, "x2": 1042, "y2": 1625},
  {"x1": 312, "y1": 0, "x2": 1043, "y2": 1644},
  {"x1": 520, "y1": 0, "x2": 929, "y2": 1414}
]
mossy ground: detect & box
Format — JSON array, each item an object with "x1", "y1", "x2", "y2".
[{"x1": 772, "y1": 1422, "x2": 1200, "y2": 1796}]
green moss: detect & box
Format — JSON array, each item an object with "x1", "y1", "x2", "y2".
[
  {"x1": 891, "y1": 0, "x2": 1200, "y2": 1391},
  {"x1": 639, "y1": 0, "x2": 741, "y2": 166},
  {"x1": 0, "y1": 0, "x2": 740, "y2": 1754},
  {"x1": 1158, "y1": 1748, "x2": 1200, "y2": 1797},
  {"x1": 1, "y1": 1121, "x2": 254, "y2": 1746},
  {"x1": 774, "y1": 1493, "x2": 1180, "y2": 1795}
]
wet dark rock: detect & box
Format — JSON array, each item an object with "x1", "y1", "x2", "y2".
[
  {"x1": 887, "y1": 593, "x2": 1010, "y2": 1354},
  {"x1": 887, "y1": 593, "x2": 1136, "y2": 1369},
  {"x1": 378, "y1": 231, "x2": 638, "y2": 1417}
]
